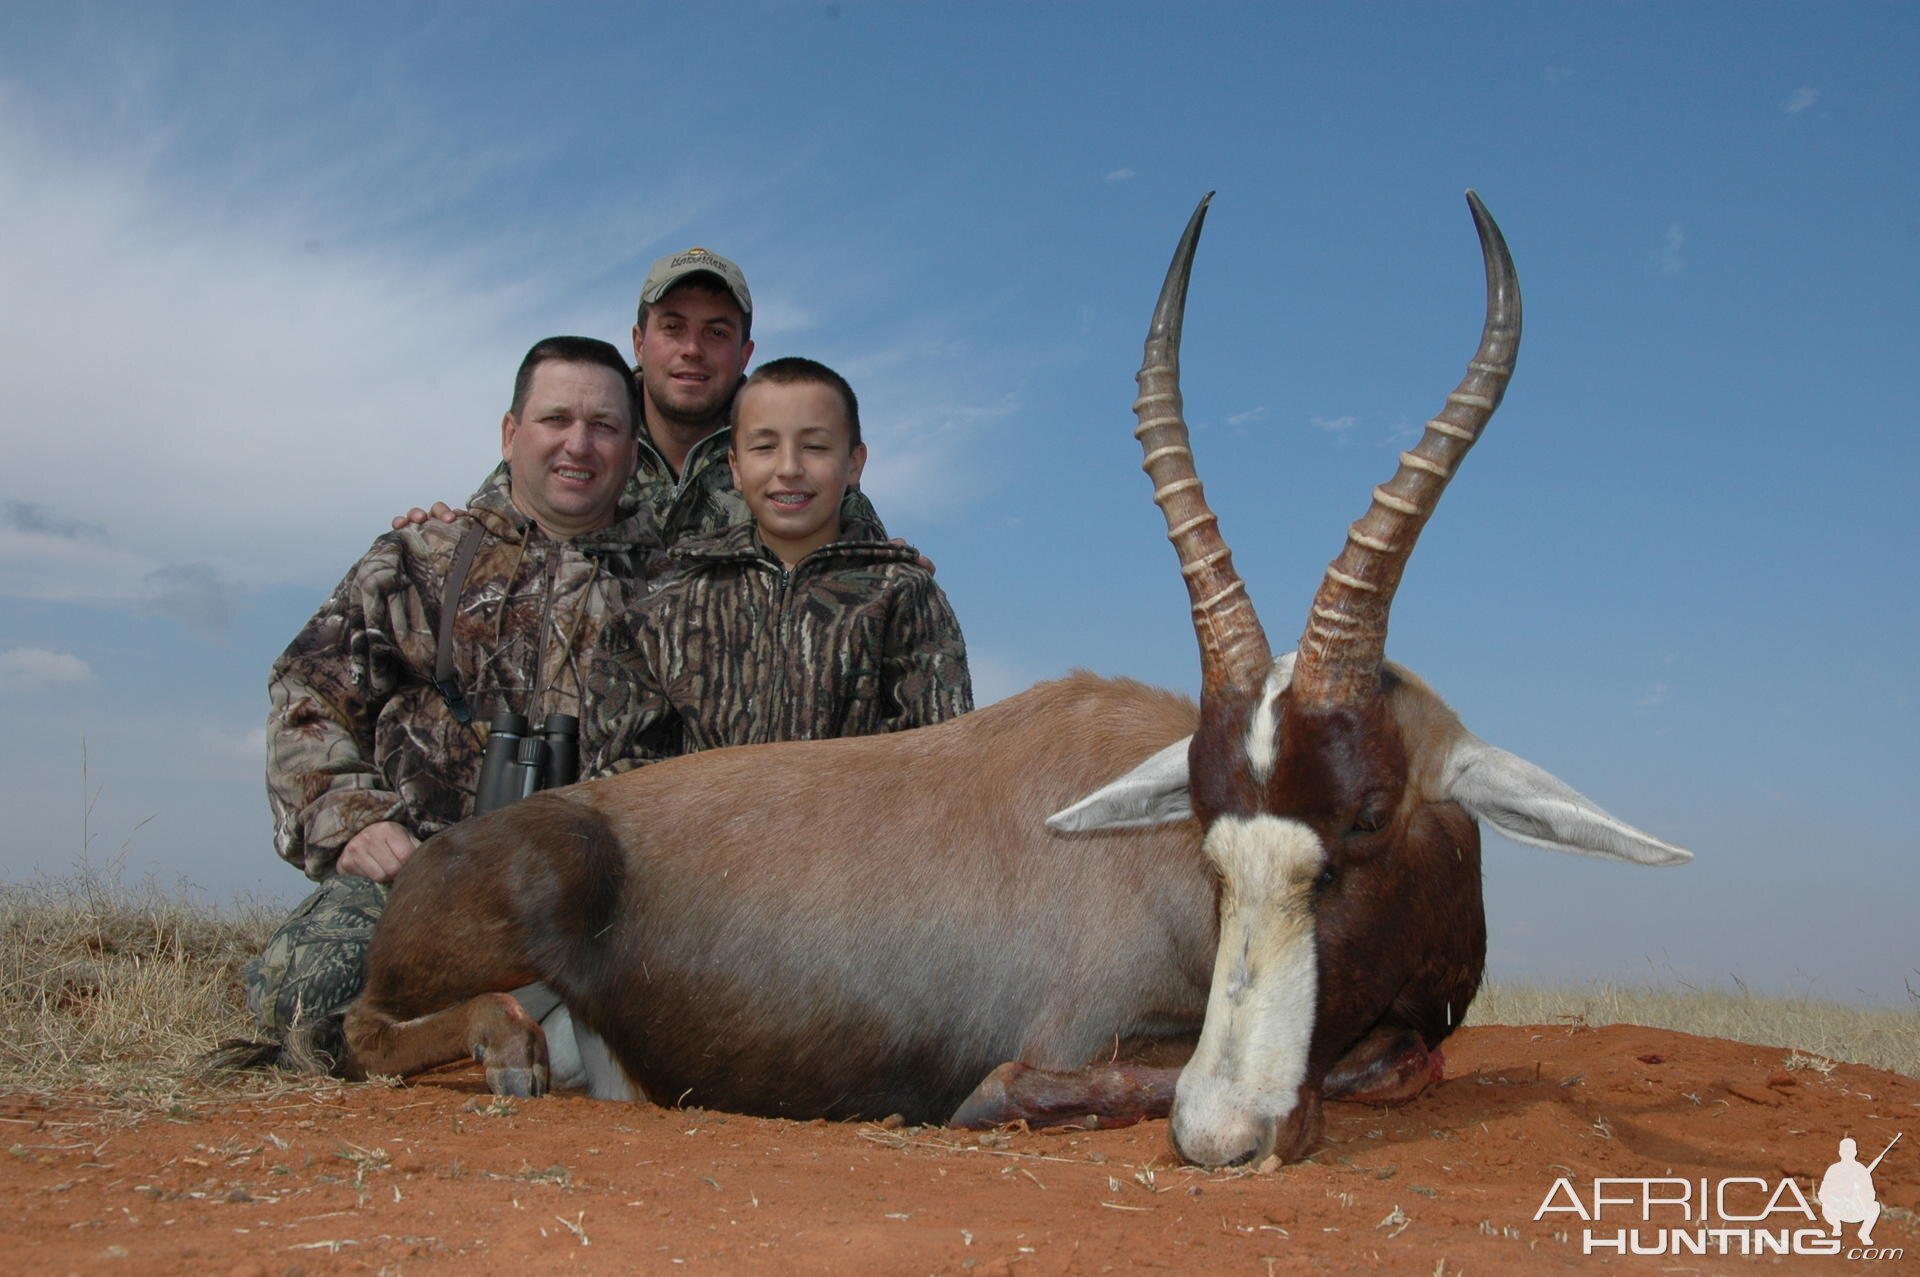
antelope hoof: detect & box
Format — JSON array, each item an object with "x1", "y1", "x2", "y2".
[
  {"x1": 472, "y1": 1009, "x2": 551, "y2": 1099},
  {"x1": 485, "y1": 1061, "x2": 550, "y2": 1098},
  {"x1": 949, "y1": 1061, "x2": 1028, "y2": 1128}
]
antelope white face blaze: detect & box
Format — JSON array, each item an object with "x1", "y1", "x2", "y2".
[
  {"x1": 1242, "y1": 653, "x2": 1296, "y2": 785},
  {"x1": 1173, "y1": 811, "x2": 1325, "y2": 1166}
]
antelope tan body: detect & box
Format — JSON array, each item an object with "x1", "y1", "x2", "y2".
[{"x1": 343, "y1": 193, "x2": 1690, "y2": 1167}]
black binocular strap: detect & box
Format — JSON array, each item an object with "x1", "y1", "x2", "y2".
[{"x1": 433, "y1": 521, "x2": 488, "y2": 724}]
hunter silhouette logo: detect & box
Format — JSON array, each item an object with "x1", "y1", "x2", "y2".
[{"x1": 1821, "y1": 1133, "x2": 1898, "y2": 1246}]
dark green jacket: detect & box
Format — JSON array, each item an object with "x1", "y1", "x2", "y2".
[{"x1": 586, "y1": 521, "x2": 971, "y2": 772}]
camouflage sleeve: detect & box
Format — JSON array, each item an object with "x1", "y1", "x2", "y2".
[
  {"x1": 880, "y1": 570, "x2": 973, "y2": 732},
  {"x1": 581, "y1": 607, "x2": 685, "y2": 775},
  {"x1": 265, "y1": 539, "x2": 414, "y2": 879},
  {"x1": 839, "y1": 486, "x2": 888, "y2": 542}
]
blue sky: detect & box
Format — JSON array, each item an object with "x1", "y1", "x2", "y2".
[{"x1": 2, "y1": 3, "x2": 1915, "y2": 1004}]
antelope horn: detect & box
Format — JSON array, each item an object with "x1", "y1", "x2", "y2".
[
  {"x1": 1291, "y1": 190, "x2": 1521, "y2": 708},
  {"x1": 1134, "y1": 193, "x2": 1272, "y2": 695}
]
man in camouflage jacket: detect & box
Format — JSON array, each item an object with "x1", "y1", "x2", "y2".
[
  {"x1": 624, "y1": 245, "x2": 886, "y2": 546},
  {"x1": 248, "y1": 337, "x2": 661, "y2": 1050},
  {"x1": 586, "y1": 520, "x2": 972, "y2": 771}
]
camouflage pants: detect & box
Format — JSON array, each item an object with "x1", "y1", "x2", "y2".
[{"x1": 243, "y1": 872, "x2": 390, "y2": 1036}]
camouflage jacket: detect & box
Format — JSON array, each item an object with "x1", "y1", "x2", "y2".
[
  {"x1": 585, "y1": 520, "x2": 972, "y2": 771},
  {"x1": 267, "y1": 468, "x2": 665, "y2": 878},
  {"x1": 630, "y1": 418, "x2": 887, "y2": 546}
]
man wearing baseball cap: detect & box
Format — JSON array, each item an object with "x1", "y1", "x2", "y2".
[
  {"x1": 397, "y1": 247, "x2": 886, "y2": 547},
  {"x1": 628, "y1": 246, "x2": 884, "y2": 544}
]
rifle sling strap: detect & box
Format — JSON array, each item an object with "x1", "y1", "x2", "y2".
[{"x1": 433, "y1": 521, "x2": 488, "y2": 723}]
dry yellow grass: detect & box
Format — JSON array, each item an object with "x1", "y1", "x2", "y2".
[
  {"x1": 4, "y1": 870, "x2": 1915, "y2": 1111},
  {"x1": 1467, "y1": 980, "x2": 1919, "y2": 1078},
  {"x1": 0, "y1": 870, "x2": 282, "y2": 1110}
]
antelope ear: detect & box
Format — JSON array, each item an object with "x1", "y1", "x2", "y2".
[
  {"x1": 1443, "y1": 735, "x2": 1692, "y2": 866},
  {"x1": 1046, "y1": 737, "x2": 1194, "y2": 832}
]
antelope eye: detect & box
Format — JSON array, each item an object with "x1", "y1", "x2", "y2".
[
  {"x1": 1352, "y1": 798, "x2": 1391, "y2": 835},
  {"x1": 1316, "y1": 866, "x2": 1337, "y2": 891}
]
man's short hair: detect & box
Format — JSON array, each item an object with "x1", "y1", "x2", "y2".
[
  {"x1": 509, "y1": 336, "x2": 640, "y2": 433},
  {"x1": 731, "y1": 356, "x2": 862, "y2": 451},
  {"x1": 636, "y1": 275, "x2": 755, "y2": 345}
]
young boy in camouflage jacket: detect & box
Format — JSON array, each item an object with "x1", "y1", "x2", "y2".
[{"x1": 587, "y1": 357, "x2": 972, "y2": 770}]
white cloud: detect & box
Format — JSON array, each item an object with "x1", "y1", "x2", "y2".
[
  {"x1": 1783, "y1": 86, "x2": 1820, "y2": 115},
  {"x1": 0, "y1": 88, "x2": 603, "y2": 602},
  {"x1": 142, "y1": 563, "x2": 247, "y2": 635},
  {"x1": 1226, "y1": 406, "x2": 1268, "y2": 426},
  {"x1": 752, "y1": 298, "x2": 820, "y2": 342},
  {"x1": 184, "y1": 720, "x2": 269, "y2": 770},
  {"x1": 1651, "y1": 222, "x2": 1685, "y2": 275},
  {"x1": 1634, "y1": 682, "x2": 1671, "y2": 713},
  {"x1": 855, "y1": 385, "x2": 1021, "y2": 524},
  {"x1": 1, "y1": 503, "x2": 246, "y2": 634},
  {"x1": 0, "y1": 646, "x2": 96, "y2": 693},
  {"x1": 1543, "y1": 67, "x2": 1574, "y2": 87},
  {"x1": 2, "y1": 500, "x2": 106, "y2": 542},
  {"x1": 1310, "y1": 414, "x2": 1358, "y2": 435},
  {"x1": 1105, "y1": 168, "x2": 1137, "y2": 183},
  {"x1": 0, "y1": 83, "x2": 1023, "y2": 604},
  {"x1": 0, "y1": 525, "x2": 154, "y2": 603}
]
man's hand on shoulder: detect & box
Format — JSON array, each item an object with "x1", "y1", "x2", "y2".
[
  {"x1": 390, "y1": 501, "x2": 466, "y2": 531},
  {"x1": 889, "y1": 537, "x2": 936, "y2": 575},
  {"x1": 336, "y1": 821, "x2": 421, "y2": 883}
]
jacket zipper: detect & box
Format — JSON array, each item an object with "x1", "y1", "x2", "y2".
[
  {"x1": 637, "y1": 427, "x2": 731, "y2": 523},
  {"x1": 770, "y1": 559, "x2": 793, "y2": 734},
  {"x1": 527, "y1": 535, "x2": 563, "y2": 722}
]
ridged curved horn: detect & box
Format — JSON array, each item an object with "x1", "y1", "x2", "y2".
[
  {"x1": 1292, "y1": 191, "x2": 1522, "y2": 708},
  {"x1": 1134, "y1": 193, "x2": 1272, "y2": 695}
]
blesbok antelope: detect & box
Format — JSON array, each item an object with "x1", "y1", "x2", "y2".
[{"x1": 340, "y1": 192, "x2": 1689, "y2": 1168}]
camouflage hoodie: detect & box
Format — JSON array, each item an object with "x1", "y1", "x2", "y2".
[
  {"x1": 585, "y1": 520, "x2": 972, "y2": 772},
  {"x1": 267, "y1": 467, "x2": 664, "y2": 879}
]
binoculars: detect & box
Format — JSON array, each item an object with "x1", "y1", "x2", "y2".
[{"x1": 474, "y1": 710, "x2": 579, "y2": 816}]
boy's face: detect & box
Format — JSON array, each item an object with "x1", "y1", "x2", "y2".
[{"x1": 728, "y1": 379, "x2": 867, "y2": 567}]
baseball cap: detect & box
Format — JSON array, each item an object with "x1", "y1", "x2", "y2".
[{"x1": 638, "y1": 246, "x2": 752, "y2": 316}]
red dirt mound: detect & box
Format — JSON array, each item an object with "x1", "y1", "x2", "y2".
[{"x1": 6, "y1": 1024, "x2": 1915, "y2": 1273}]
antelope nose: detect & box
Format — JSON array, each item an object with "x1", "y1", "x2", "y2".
[
  {"x1": 1169, "y1": 1086, "x2": 1324, "y2": 1167},
  {"x1": 1170, "y1": 1107, "x2": 1277, "y2": 1168}
]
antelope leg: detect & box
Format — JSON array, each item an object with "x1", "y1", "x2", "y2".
[
  {"x1": 1322, "y1": 1025, "x2": 1444, "y2": 1105},
  {"x1": 948, "y1": 1062, "x2": 1180, "y2": 1130},
  {"x1": 344, "y1": 990, "x2": 551, "y2": 1097}
]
